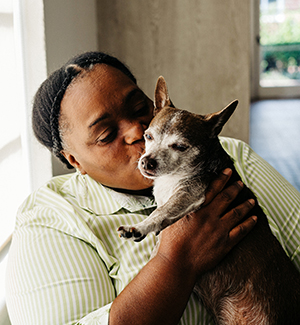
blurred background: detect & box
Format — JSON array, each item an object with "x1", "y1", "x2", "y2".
[{"x1": 0, "y1": 0, "x2": 299, "y2": 323}]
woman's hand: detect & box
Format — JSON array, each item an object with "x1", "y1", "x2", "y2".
[{"x1": 157, "y1": 168, "x2": 257, "y2": 278}]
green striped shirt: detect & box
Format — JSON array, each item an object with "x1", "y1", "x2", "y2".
[{"x1": 6, "y1": 137, "x2": 300, "y2": 324}]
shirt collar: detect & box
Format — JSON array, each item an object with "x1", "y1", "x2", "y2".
[{"x1": 67, "y1": 172, "x2": 156, "y2": 215}]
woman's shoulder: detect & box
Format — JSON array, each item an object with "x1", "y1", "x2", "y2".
[
  {"x1": 19, "y1": 172, "x2": 76, "y2": 208},
  {"x1": 14, "y1": 172, "x2": 79, "y2": 228}
]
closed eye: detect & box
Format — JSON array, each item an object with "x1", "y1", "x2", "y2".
[
  {"x1": 134, "y1": 104, "x2": 150, "y2": 117},
  {"x1": 171, "y1": 143, "x2": 188, "y2": 152},
  {"x1": 96, "y1": 128, "x2": 118, "y2": 144}
]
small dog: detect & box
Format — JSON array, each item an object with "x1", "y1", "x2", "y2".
[{"x1": 118, "y1": 76, "x2": 300, "y2": 324}]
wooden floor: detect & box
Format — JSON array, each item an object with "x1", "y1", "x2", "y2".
[{"x1": 250, "y1": 99, "x2": 300, "y2": 192}]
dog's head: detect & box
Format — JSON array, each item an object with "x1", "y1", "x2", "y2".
[{"x1": 138, "y1": 76, "x2": 238, "y2": 179}]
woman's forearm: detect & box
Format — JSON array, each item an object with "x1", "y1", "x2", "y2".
[{"x1": 109, "y1": 252, "x2": 197, "y2": 325}]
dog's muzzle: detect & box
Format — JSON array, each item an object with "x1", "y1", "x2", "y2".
[{"x1": 139, "y1": 156, "x2": 157, "y2": 177}]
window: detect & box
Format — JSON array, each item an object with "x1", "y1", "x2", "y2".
[
  {"x1": 0, "y1": 0, "x2": 26, "y2": 259},
  {"x1": 0, "y1": 0, "x2": 52, "y2": 319},
  {"x1": 260, "y1": 0, "x2": 300, "y2": 87}
]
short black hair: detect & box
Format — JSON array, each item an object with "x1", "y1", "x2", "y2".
[{"x1": 32, "y1": 51, "x2": 136, "y2": 169}]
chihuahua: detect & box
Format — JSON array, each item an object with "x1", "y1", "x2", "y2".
[{"x1": 118, "y1": 76, "x2": 300, "y2": 324}]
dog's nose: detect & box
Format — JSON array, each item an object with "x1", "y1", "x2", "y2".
[{"x1": 141, "y1": 157, "x2": 157, "y2": 171}]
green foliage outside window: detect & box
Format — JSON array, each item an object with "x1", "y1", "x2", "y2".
[
  {"x1": 260, "y1": 13, "x2": 300, "y2": 45},
  {"x1": 260, "y1": 9, "x2": 300, "y2": 81}
]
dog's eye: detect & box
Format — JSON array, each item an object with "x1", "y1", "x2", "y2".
[
  {"x1": 171, "y1": 143, "x2": 188, "y2": 152},
  {"x1": 145, "y1": 133, "x2": 153, "y2": 140}
]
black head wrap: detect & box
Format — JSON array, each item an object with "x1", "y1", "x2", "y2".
[{"x1": 32, "y1": 51, "x2": 136, "y2": 169}]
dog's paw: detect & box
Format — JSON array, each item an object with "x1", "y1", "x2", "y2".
[{"x1": 117, "y1": 226, "x2": 147, "y2": 242}]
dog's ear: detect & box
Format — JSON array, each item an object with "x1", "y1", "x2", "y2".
[
  {"x1": 154, "y1": 76, "x2": 175, "y2": 116},
  {"x1": 205, "y1": 100, "x2": 238, "y2": 137}
]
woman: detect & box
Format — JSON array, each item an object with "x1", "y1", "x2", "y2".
[{"x1": 6, "y1": 52, "x2": 300, "y2": 324}]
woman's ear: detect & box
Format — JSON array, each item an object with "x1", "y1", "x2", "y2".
[{"x1": 61, "y1": 150, "x2": 87, "y2": 174}]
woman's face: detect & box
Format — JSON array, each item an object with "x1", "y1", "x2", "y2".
[{"x1": 60, "y1": 64, "x2": 154, "y2": 191}]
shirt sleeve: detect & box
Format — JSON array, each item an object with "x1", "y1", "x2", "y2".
[
  {"x1": 76, "y1": 304, "x2": 112, "y2": 324},
  {"x1": 6, "y1": 208, "x2": 116, "y2": 325},
  {"x1": 221, "y1": 137, "x2": 300, "y2": 270}
]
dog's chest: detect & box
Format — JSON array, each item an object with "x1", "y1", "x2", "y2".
[{"x1": 153, "y1": 174, "x2": 183, "y2": 206}]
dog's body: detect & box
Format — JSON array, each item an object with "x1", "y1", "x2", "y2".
[{"x1": 118, "y1": 77, "x2": 300, "y2": 324}]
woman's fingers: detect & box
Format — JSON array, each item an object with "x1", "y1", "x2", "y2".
[
  {"x1": 229, "y1": 215, "x2": 257, "y2": 245},
  {"x1": 201, "y1": 176, "x2": 258, "y2": 252},
  {"x1": 222, "y1": 198, "x2": 255, "y2": 227},
  {"x1": 203, "y1": 168, "x2": 232, "y2": 206},
  {"x1": 203, "y1": 178, "x2": 245, "y2": 219},
  {"x1": 224, "y1": 198, "x2": 257, "y2": 244}
]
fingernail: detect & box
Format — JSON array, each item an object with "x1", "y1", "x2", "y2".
[
  {"x1": 248, "y1": 199, "x2": 255, "y2": 206},
  {"x1": 237, "y1": 180, "x2": 244, "y2": 187},
  {"x1": 222, "y1": 168, "x2": 232, "y2": 176},
  {"x1": 252, "y1": 216, "x2": 258, "y2": 223}
]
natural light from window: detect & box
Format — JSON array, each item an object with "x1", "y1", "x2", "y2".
[
  {"x1": 0, "y1": 0, "x2": 31, "y2": 314},
  {"x1": 0, "y1": 1, "x2": 30, "y2": 247}
]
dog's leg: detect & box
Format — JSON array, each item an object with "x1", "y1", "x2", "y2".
[{"x1": 118, "y1": 190, "x2": 205, "y2": 241}]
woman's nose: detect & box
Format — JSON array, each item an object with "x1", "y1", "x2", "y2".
[{"x1": 122, "y1": 120, "x2": 146, "y2": 144}]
